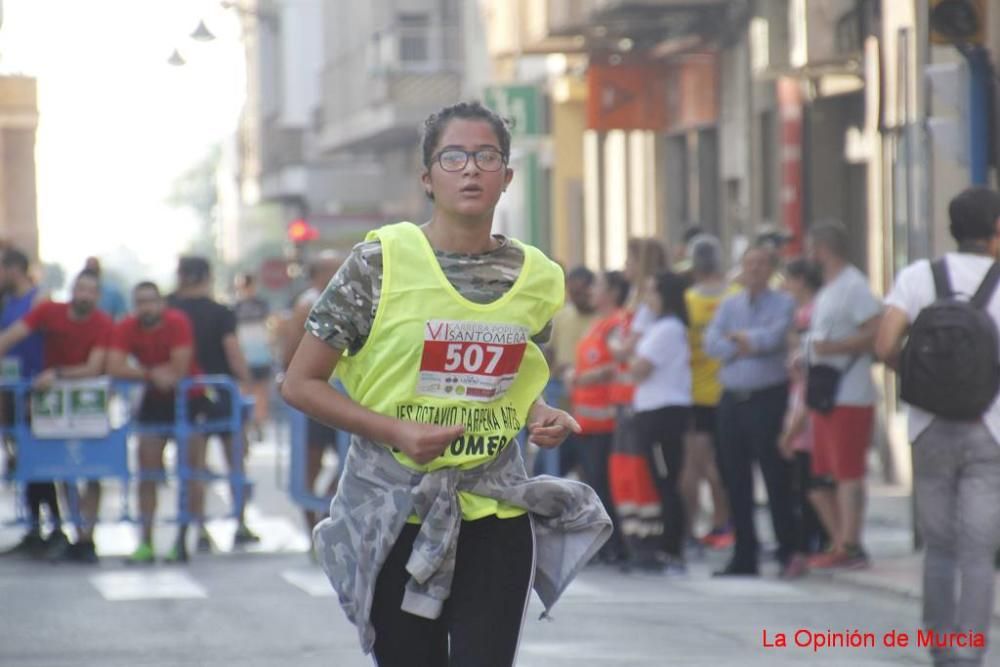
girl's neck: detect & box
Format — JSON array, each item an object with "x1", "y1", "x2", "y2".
[{"x1": 422, "y1": 213, "x2": 496, "y2": 255}]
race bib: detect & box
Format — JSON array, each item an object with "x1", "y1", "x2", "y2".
[{"x1": 417, "y1": 320, "x2": 529, "y2": 402}]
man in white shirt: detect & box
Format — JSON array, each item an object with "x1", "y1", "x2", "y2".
[
  {"x1": 806, "y1": 221, "x2": 882, "y2": 571},
  {"x1": 876, "y1": 187, "x2": 1000, "y2": 667}
]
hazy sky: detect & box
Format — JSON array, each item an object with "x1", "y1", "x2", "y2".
[{"x1": 0, "y1": 0, "x2": 246, "y2": 285}]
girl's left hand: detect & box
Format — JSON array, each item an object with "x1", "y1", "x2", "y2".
[{"x1": 527, "y1": 402, "x2": 582, "y2": 449}]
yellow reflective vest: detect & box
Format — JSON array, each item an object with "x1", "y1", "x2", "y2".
[{"x1": 336, "y1": 221, "x2": 564, "y2": 520}]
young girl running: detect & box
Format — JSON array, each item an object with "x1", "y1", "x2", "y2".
[{"x1": 282, "y1": 101, "x2": 610, "y2": 667}]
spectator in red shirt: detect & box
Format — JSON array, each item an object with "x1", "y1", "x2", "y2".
[
  {"x1": 107, "y1": 281, "x2": 208, "y2": 565},
  {"x1": 0, "y1": 269, "x2": 112, "y2": 563}
]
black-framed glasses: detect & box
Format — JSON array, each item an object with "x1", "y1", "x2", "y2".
[{"x1": 433, "y1": 148, "x2": 506, "y2": 172}]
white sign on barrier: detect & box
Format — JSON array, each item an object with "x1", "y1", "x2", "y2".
[{"x1": 31, "y1": 378, "x2": 112, "y2": 439}]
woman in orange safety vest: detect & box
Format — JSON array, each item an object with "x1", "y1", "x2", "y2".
[{"x1": 569, "y1": 270, "x2": 630, "y2": 563}]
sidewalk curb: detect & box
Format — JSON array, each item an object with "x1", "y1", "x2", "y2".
[{"x1": 822, "y1": 556, "x2": 1000, "y2": 622}]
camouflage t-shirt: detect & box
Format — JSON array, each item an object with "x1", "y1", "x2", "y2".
[{"x1": 307, "y1": 234, "x2": 552, "y2": 353}]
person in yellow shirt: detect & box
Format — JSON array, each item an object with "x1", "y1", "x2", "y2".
[{"x1": 683, "y1": 234, "x2": 738, "y2": 549}]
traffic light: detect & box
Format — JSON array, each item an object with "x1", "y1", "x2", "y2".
[
  {"x1": 287, "y1": 219, "x2": 319, "y2": 244},
  {"x1": 930, "y1": 0, "x2": 986, "y2": 46}
]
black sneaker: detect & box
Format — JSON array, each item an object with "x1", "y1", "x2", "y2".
[
  {"x1": 196, "y1": 532, "x2": 216, "y2": 554},
  {"x1": 233, "y1": 523, "x2": 261, "y2": 547},
  {"x1": 712, "y1": 561, "x2": 759, "y2": 577},
  {"x1": 44, "y1": 530, "x2": 71, "y2": 562},
  {"x1": 68, "y1": 540, "x2": 99, "y2": 565},
  {"x1": 1, "y1": 530, "x2": 46, "y2": 558},
  {"x1": 164, "y1": 541, "x2": 189, "y2": 564}
]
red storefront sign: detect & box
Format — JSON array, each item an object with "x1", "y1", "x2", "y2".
[
  {"x1": 586, "y1": 61, "x2": 668, "y2": 131},
  {"x1": 777, "y1": 77, "x2": 804, "y2": 255}
]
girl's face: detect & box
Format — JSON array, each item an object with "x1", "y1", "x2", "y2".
[
  {"x1": 643, "y1": 276, "x2": 662, "y2": 316},
  {"x1": 421, "y1": 119, "x2": 513, "y2": 220}
]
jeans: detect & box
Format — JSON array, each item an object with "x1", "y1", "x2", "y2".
[
  {"x1": 914, "y1": 419, "x2": 1000, "y2": 667},
  {"x1": 716, "y1": 384, "x2": 795, "y2": 570}
]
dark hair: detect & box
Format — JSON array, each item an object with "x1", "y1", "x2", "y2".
[
  {"x1": 785, "y1": 258, "x2": 823, "y2": 293},
  {"x1": 949, "y1": 187, "x2": 1000, "y2": 244},
  {"x1": 1, "y1": 248, "x2": 29, "y2": 274},
  {"x1": 682, "y1": 225, "x2": 705, "y2": 244},
  {"x1": 75, "y1": 268, "x2": 101, "y2": 285},
  {"x1": 421, "y1": 101, "x2": 512, "y2": 170},
  {"x1": 689, "y1": 233, "x2": 723, "y2": 276},
  {"x1": 566, "y1": 265, "x2": 595, "y2": 286},
  {"x1": 178, "y1": 256, "x2": 212, "y2": 286},
  {"x1": 603, "y1": 270, "x2": 630, "y2": 308},
  {"x1": 237, "y1": 273, "x2": 255, "y2": 289},
  {"x1": 652, "y1": 271, "x2": 690, "y2": 326},
  {"x1": 133, "y1": 281, "x2": 160, "y2": 295},
  {"x1": 809, "y1": 219, "x2": 850, "y2": 259}
]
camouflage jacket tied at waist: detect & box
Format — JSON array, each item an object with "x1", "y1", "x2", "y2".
[{"x1": 313, "y1": 436, "x2": 613, "y2": 654}]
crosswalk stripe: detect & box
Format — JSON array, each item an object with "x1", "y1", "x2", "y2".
[
  {"x1": 90, "y1": 570, "x2": 207, "y2": 601},
  {"x1": 281, "y1": 568, "x2": 335, "y2": 597}
]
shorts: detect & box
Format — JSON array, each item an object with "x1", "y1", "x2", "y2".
[
  {"x1": 137, "y1": 393, "x2": 213, "y2": 427},
  {"x1": 0, "y1": 391, "x2": 16, "y2": 428},
  {"x1": 810, "y1": 406, "x2": 874, "y2": 482},
  {"x1": 691, "y1": 405, "x2": 717, "y2": 435},
  {"x1": 307, "y1": 417, "x2": 338, "y2": 448},
  {"x1": 249, "y1": 365, "x2": 271, "y2": 382}
]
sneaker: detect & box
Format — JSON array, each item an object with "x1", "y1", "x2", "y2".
[
  {"x1": 196, "y1": 531, "x2": 216, "y2": 554},
  {"x1": 712, "y1": 561, "x2": 759, "y2": 577},
  {"x1": 809, "y1": 545, "x2": 870, "y2": 570},
  {"x1": 233, "y1": 523, "x2": 261, "y2": 547},
  {"x1": 44, "y1": 530, "x2": 71, "y2": 562},
  {"x1": 164, "y1": 541, "x2": 189, "y2": 564},
  {"x1": 780, "y1": 554, "x2": 809, "y2": 579},
  {"x1": 127, "y1": 542, "x2": 155, "y2": 565},
  {"x1": 1, "y1": 530, "x2": 46, "y2": 558},
  {"x1": 701, "y1": 526, "x2": 735, "y2": 550},
  {"x1": 69, "y1": 540, "x2": 99, "y2": 565}
]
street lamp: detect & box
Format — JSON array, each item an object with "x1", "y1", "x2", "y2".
[
  {"x1": 167, "y1": 2, "x2": 277, "y2": 65},
  {"x1": 190, "y1": 20, "x2": 216, "y2": 42},
  {"x1": 167, "y1": 48, "x2": 186, "y2": 66}
]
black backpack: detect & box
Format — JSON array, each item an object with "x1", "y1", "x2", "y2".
[{"x1": 900, "y1": 259, "x2": 1000, "y2": 421}]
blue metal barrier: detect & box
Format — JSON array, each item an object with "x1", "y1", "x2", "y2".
[
  {"x1": 166, "y1": 375, "x2": 252, "y2": 526},
  {"x1": 2, "y1": 375, "x2": 253, "y2": 528},
  {"x1": 285, "y1": 381, "x2": 350, "y2": 515},
  {"x1": 1, "y1": 378, "x2": 132, "y2": 526}
]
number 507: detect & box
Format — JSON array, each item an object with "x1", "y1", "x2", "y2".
[{"x1": 444, "y1": 343, "x2": 505, "y2": 374}]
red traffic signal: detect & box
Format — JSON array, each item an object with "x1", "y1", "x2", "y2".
[{"x1": 287, "y1": 219, "x2": 320, "y2": 243}]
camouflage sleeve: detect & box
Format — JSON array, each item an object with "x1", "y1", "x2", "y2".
[{"x1": 306, "y1": 241, "x2": 383, "y2": 354}]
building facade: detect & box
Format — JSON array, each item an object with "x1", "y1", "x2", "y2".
[{"x1": 0, "y1": 75, "x2": 39, "y2": 260}]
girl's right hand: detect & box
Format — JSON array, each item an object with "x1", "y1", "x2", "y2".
[{"x1": 389, "y1": 421, "x2": 466, "y2": 465}]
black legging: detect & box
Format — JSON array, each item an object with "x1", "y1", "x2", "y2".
[
  {"x1": 577, "y1": 432, "x2": 625, "y2": 558},
  {"x1": 371, "y1": 514, "x2": 534, "y2": 667},
  {"x1": 633, "y1": 406, "x2": 690, "y2": 558},
  {"x1": 26, "y1": 482, "x2": 61, "y2": 529}
]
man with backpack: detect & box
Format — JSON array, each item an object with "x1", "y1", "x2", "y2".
[{"x1": 876, "y1": 187, "x2": 1000, "y2": 667}]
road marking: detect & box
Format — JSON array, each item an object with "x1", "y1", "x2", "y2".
[
  {"x1": 281, "y1": 568, "x2": 335, "y2": 597},
  {"x1": 90, "y1": 570, "x2": 207, "y2": 601}
]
